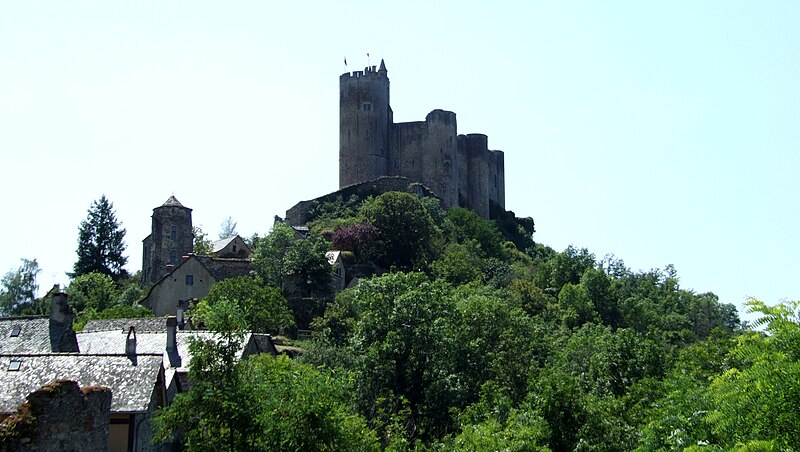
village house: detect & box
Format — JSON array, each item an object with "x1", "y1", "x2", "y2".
[{"x1": 0, "y1": 293, "x2": 169, "y2": 452}]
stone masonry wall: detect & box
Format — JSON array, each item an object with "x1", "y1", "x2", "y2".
[{"x1": 0, "y1": 380, "x2": 111, "y2": 452}]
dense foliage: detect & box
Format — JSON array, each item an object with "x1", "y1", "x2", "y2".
[
  {"x1": 153, "y1": 300, "x2": 379, "y2": 451},
  {"x1": 152, "y1": 191, "x2": 797, "y2": 450},
  {"x1": 72, "y1": 195, "x2": 128, "y2": 281},
  {"x1": 0, "y1": 258, "x2": 41, "y2": 316}
]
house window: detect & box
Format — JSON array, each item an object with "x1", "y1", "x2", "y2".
[
  {"x1": 362, "y1": 102, "x2": 372, "y2": 112},
  {"x1": 232, "y1": 244, "x2": 237, "y2": 253},
  {"x1": 170, "y1": 225, "x2": 177, "y2": 240},
  {"x1": 8, "y1": 359, "x2": 21, "y2": 371},
  {"x1": 169, "y1": 250, "x2": 177, "y2": 265},
  {"x1": 186, "y1": 275, "x2": 193, "y2": 286},
  {"x1": 10, "y1": 325, "x2": 21, "y2": 337}
]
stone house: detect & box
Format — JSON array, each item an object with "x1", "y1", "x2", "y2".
[
  {"x1": 141, "y1": 254, "x2": 252, "y2": 317},
  {"x1": 211, "y1": 235, "x2": 251, "y2": 258},
  {"x1": 0, "y1": 295, "x2": 170, "y2": 451}
]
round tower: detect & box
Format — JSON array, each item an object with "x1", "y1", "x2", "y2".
[
  {"x1": 339, "y1": 59, "x2": 391, "y2": 188},
  {"x1": 142, "y1": 195, "x2": 193, "y2": 284}
]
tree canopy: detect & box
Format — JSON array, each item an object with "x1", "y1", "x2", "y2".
[
  {"x1": 72, "y1": 195, "x2": 128, "y2": 281},
  {"x1": 0, "y1": 258, "x2": 41, "y2": 316}
]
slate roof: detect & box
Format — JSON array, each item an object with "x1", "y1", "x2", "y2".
[
  {"x1": 160, "y1": 195, "x2": 190, "y2": 209},
  {"x1": 212, "y1": 236, "x2": 236, "y2": 253},
  {"x1": 194, "y1": 256, "x2": 252, "y2": 280},
  {"x1": 82, "y1": 317, "x2": 171, "y2": 333},
  {"x1": 0, "y1": 354, "x2": 163, "y2": 414},
  {"x1": 0, "y1": 317, "x2": 52, "y2": 354},
  {"x1": 76, "y1": 323, "x2": 273, "y2": 390}
]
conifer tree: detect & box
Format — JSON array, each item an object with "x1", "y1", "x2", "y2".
[{"x1": 72, "y1": 195, "x2": 128, "y2": 281}]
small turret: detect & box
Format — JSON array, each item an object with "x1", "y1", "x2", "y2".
[{"x1": 378, "y1": 59, "x2": 388, "y2": 76}]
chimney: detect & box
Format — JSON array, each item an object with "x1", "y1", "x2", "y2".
[
  {"x1": 49, "y1": 291, "x2": 78, "y2": 352},
  {"x1": 166, "y1": 316, "x2": 178, "y2": 351},
  {"x1": 125, "y1": 326, "x2": 137, "y2": 355}
]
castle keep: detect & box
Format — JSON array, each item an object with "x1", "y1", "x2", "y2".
[{"x1": 339, "y1": 60, "x2": 505, "y2": 218}]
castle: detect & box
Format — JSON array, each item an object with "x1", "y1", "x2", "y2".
[{"x1": 339, "y1": 60, "x2": 505, "y2": 218}]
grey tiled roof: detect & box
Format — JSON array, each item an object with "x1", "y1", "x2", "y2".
[
  {"x1": 0, "y1": 354, "x2": 163, "y2": 414},
  {"x1": 77, "y1": 328, "x2": 262, "y2": 391},
  {"x1": 212, "y1": 236, "x2": 236, "y2": 253},
  {"x1": 0, "y1": 317, "x2": 52, "y2": 354},
  {"x1": 160, "y1": 195, "x2": 189, "y2": 209},
  {"x1": 194, "y1": 256, "x2": 252, "y2": 280},
  {"x1": 82, "y1": 317, "x2": 171, "y2": 333},
  {"x1": 78, "y1": 330, "x2": 217, "y2": 371}
]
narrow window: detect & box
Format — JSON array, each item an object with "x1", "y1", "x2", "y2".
[
  {"x1": 170, "y1": 225, "x2": 177, "y2": 240},
  {"x1": 185, "y1": 275, "x2": 193, "y2": 286},
  {"x1": 10, "y1": 325, "x2": 21, "y2": 337},
  {"x1": 362, "y1": 102, "x2": 372, "y2": 112},
  {"x1": 232, "y1": 244, "x2": 238, "y2": 253},
  {"x1": 169, "y1": 250, "x2": 177, "y2": 265},
  {"x1": 8, "y1": 360, "x2": 21, "y2": 371}
]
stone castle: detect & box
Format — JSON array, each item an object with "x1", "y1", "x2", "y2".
[{"x1": 339, "y1": 60, "x2": 505, "y2": 218}]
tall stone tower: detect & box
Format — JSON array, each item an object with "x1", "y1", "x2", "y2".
[
  {"x1": 339, "y1": 59, "x2": 391, "y2": 188},
  {"x1": 141, "y1": 196, "x2": 193, "y2": 285}
]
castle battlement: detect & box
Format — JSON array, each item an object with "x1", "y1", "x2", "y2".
[
  {"x1": 339, "y1": 60, "x2": 504, "y2": 218},
  {"x1": 340, "y1": 63, "x2": 387, "y2": 80}
]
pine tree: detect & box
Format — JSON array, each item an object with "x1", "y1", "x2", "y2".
[{"x1": 72, "y1": 195, "x2": 128, "y2": 281}]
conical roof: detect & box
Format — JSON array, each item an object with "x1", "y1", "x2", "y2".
[{"x1": 158, "y1": 195, "x2": 191, "y2": 210}]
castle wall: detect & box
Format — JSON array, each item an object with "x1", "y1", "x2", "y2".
[
  {"x1": 285, "y1": 176, "x2": 437, "y2": 226},
  {"x1": 463, "y1": 134, "x2": 490, "y2": 218},
  {"x1": 0, "y1": 380, "x2": 111, "y2": 452},
  {"x1": 489, "y1": 150, "x2": 505, "y2": 210},
  {"x1": 339, "y1": 66, "x2": 390, "y2": 187}
]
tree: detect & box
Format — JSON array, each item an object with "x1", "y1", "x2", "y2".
[
  {"x1": 705, "y1": 299, "x2": 800, "y2": 449},
  {"x1": 219, "y1": 216, "x2": 238, "y2": 240},
  {"x1": 153, "y1": 298, "x2": 255, "y2": 451},
  {"x1": 361, "y1": 191, "x2": 442, "y2": 270},
  {"x1": 330, "y1": 221, "x2": 380, "y2": 262},
  {"x1": 66, "y1": 272, "x2": 119, "y2": 314},
  {"x1": 73, "y1": 195, "x2": 128, "y2": 281},
  {"x1": 443, "y1": 207, "x2": 506, "y2": 259},
  {"x1": 329, "y1": 272, "x2": 457, "y2": 441},
  {"x1": 193, "y1": 226, "x2": 214, "y2": 255},
  {"x1": 0, "y1": 258, "x2": 40, "y2": 316},
  {"x1": 253, "y1": 222, "x2": 332, "y2": 295},
  {"x1": 153, "y1": 299, "x2": 378, "y2": 451},
  {"x1": 199, "y1": 276, "x2": 294, "y2": 333}
]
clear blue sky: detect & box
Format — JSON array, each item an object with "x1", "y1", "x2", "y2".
[{"x1": 1, "y1": 1, "x2": 798, "y2": 318}]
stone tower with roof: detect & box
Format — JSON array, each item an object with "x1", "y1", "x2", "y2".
[
  {"x1": 339, "y1": 60, "x2": 505, "y2": 218},
  {"x1": 141, "y1": 196, "x2": 193, "y2": 285}
]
